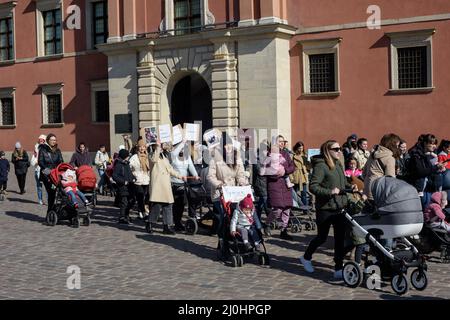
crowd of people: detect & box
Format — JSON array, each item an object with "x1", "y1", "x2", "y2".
[{"x1": 0, "y1": 131, "x2": 449, "y2": 279}]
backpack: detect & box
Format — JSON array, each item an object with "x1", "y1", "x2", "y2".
[{"x1": 76, "y1": 165, "x2": 97, "y2": 190}]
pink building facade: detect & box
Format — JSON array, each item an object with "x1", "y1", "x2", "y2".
[{"x1": 1, "y1": 0, "x2": 449, "y2": 153}]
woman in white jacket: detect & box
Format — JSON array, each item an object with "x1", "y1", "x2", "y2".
[
  {"x1": 129, "y1": 139, "x2": 150, "y2": 219},
  {"x1": 30, "y1": 134, "x2": 47, "y2": 205},
  {"x1": 170, "y1": 140, "x2": 200, "y2": 231}
]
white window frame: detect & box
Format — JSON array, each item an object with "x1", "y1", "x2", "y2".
[
  {"x1": 387, "y1": 29, "x2": 435, "y2": 92},
  {"x1": 90, "y1": 80, "x2": 109, "y2": 123},
  {"x1": 300, "y1": 38, "x2": 341, "y2": 96},
  {"x1": 0, "y1": 1, "x2": 17, "y2": 63},
  {"x1": 36, "y1": 0, "x2": 63, "y2": 57},
  {"x1": 161, "y1": 0, "x2": 215, "y2": 35},
  {"x1": 40, "y1": 83, "x2": 64, "y2": 126},
  {"x1": 0, "y1": 87, "x2": 16, "y2": 127},
  {"x1": 86, "y1": 0, "x2": 108, "y2": 50}
]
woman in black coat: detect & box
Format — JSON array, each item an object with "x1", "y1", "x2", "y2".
[
  {"x1": 11, "y1": 142, "x2": 30, "y2": 194},
  {"x1": 38, "y1": 133, "x2": 64, "y2": 213}
]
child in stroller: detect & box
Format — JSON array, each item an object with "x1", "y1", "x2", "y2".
[
  {"x1": 217, "y1": 192, "x2": 270, "y2": 267},
  {"x1": 61, "y1": 169, "x2": 90, "y2": 208},
  {"x1": 45, "y1": 163, "x2": 92, "y2": 228}
]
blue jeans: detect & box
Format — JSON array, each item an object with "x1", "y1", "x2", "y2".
[
  {"x1": 98, "y1": 169, "x2": 106, "y2": 189},
  {"x1": 443, "y1": 170, "x2": 450, "y2": 190},
  {"x1": 66, "y1": 190, "x2": 87, "y2": 205},
  {"x1": 34, "y1": 171, "x2": 43, "y2": 202}
]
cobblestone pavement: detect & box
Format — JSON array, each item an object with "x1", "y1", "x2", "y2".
[{"x1": 0, "y1": 170, "x2": 449, "y2": 300}]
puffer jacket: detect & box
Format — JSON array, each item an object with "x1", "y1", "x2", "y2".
[
  {"x1": 424, "y1": 192, "x2": 447, "y2": 223},
  {"x1": 112, "y1": 158, "x2": 135, "y2": 196},
  {"x1": 38, "y1": 143, "x2": 63, "y2": 182},
  {"x1": 309, "y1": 155, "x2": 349, "y2": 211},
  {"x1": 11, "y1": 150, "x2": 30, "y2": 175},
  {"x1": 129, "y1": 153, "x2": 150, "y2": 186},
  {"x1": 362, "y1": 145, "x2": 396, "y2": 200},
  {"x1": 230, "y1": 208, "x2": 262, "y2": 233},
  {"x1": 407, "y1": 146, "x2": 441, "y2": 193}
]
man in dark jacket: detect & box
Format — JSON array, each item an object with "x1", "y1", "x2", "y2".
[
  {"x1": 11, "y1": 142, "x2": 30, "y2": 194},
  {"x1": 0, "y1": 151, "x2": 10, "y2": 194},
  {"x1": 38, "y1": 134, "x2": 64, "y2": 213},
  {"x1": 112, "y1": 149, "x2": 136, "y2": 224},
  {"x1": 69, "y1": 143, "x2": 92, "y2": 169}
]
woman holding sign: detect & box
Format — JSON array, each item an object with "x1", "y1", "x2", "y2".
[
  {"x1": 147, "y1": 140, "x2": 187, "y2": 234},
  {"x1": 207, "y1": 132, "x2": 247, "y2": 237}
]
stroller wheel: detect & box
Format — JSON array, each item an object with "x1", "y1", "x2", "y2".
[
  {"x1": 291, "y1": 224, "x2": 300, "y2": 234},
  {"x1": 270, "y1": 222, "x2": 277, "y2": 230},
  {"x1": 440, "y1": 247, "x2": 449, "y2": 263},
  {"x1": 237, "y1": 255, "x2": 244, "y2": 267},
  {"x1": 391, "y1": 274, "x2": 409, "y2": 295},
  {"x1": 83, "y1": 216, "x2": 91, "y2": 226},
  {"x1": 46, "y1": 210, "x2": 58, "y2": 226},
  {"x1": 304, "y1": 223, "x2": 311, "y2": 231},
  {"x1": 231, "y1": 255, "x2": 239, "y2": 268},
  {"x1": 185, "y1": 218, "x2": 198, "y2": 235},
  {"x1": 72, "y1": 217, "x2": 80, "y2": 228},
  {"x1": 258, "y1": 254, "x2": 266, "y2": 266},
  {"x1": 410, "y1": 269, "x2": 428, "y2": 291},
  {"x1": 343, "y1": 262, "x2": 363, "y2": 288},
  {"x1": 311, "y1": 222, "x2": 317, "y2": 231}
]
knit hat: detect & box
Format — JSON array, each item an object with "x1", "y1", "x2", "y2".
[
  {"x1": 239, "y1": 194, "x2": 254, "y2": 210},
  {"x1": 15, "y1": 142, "x2": 21, "y2": 149},
  {"x1": 0, "y1": 151, "x2": 5, "y2": 157},
  {"x1": 38, "y1": 134, "x2": 47, "y2": 141},
  {"x1": 118, "y1": 149, "x2": 129, "y2": 160}
]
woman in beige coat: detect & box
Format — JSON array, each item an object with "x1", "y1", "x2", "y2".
[
  {"x1": 207, "y1": 133, "x2": 247, "y2": 237},
  {"x1": 290, "y1": 141, "x2": 310, "y2": 207},
  {"x1": 147, "y1": 140, "x2": 187, "y2": 234}
]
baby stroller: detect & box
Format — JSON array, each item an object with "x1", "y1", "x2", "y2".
[
  {"x1": 76, "y1": 165, "x2": 97, "y2": 208},
  {"x1": 342, "y1": 176, "x2": 428, "y2": 295},
  {"x1": 183, "y1": 180, "x2": 215, "y2": 235},
  {"x1": 268, "y1": 189, "x2": 316, "y2": 234},
  {"x1": 409, "y1": 206, "x2": 450, "y2": 263},
  {"x1": 216, "y1": 194, "x2": 270, "y2": 267},
  {"x1": 45, "y1": 163, "x2": 92, "y2": 228}
]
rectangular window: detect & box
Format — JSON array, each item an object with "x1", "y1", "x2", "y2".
[
  {"x1": 397, "y1": 46, "x2": 427, "y2": 89},
  {"x1": 43, "y1": 9, "x2": 62, "y2": 55},
  {"x1": 309, "y1": 53, "x2": 335, "y2": 93},
  {"x1": 174, "y1": 0, "x2": 201, "y2": 35},
  {"x1": 47, "y1": 94, "x2": 62, "y2": 123},
  {"x1": 0, "y1": 17, "x2": 13, "y2": 61},
  {"x1": 1, "y1": 97, "x2": 14, "y2": 125},
  {"x1": 95, "y1": 90, "x2": 109, "y2": 122},
  {"x1": 92, "y1": 1, "x2": 108, "y2": 46}
]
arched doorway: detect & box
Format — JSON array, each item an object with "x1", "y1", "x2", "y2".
[{"x1": 170, "y1": 73, "x2": 212, "y2": 134}]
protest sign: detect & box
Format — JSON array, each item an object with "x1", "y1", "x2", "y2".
[
  {"x1": 203, "y1": 128, "x2": 221, "y2": 149},
  {"x1": 158, "y1": 124, "x2": 172, "y2": 143},
  {"x1": 222, "y1": 186, "x2": 255, "y2": 203},
  {"x1": 144, "y1": 127, "x2": 158, "y2": 145},
  {"x1": 172, "y1": 124, "x2": 183, "y2": 145},
  {"x1": 184, "y1": 123, "x2": 200, "y2": 142}
]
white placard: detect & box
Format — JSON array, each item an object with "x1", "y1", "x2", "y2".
[
  {"x1": 222, "y1": 186, "x2": 254, "y2": 203},
  {"x1": 172, "y1": 124, "x2": 183, "y2": 145},
  {"x1": 184, "y1": 123, "x2": 200, "y2": 142},
  {"x1": 203, "y1": 128, "x2": 221, "y2": 149},
  {"x1": 158, "y1": 124, "x2": 172, "y2": 143},
  {"x1": 144, "y1": 126, "x2": 158, "y2": 145},
  {"x1": 307, "y1": 148, "x2": 321, "y2": 161}
]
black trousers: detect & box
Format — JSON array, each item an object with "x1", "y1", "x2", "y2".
[
  {"x1": 172, "y1": 185, "x2": 198, "y2": 226},
  {"x1": 0, "y1": 181, "x2": 6, "y2": 191},
  {"x1": 304, "y1": 210, "x2": 347, "y2": 271},
  {"x1": 119, "y1": 194, "x2": 134, "y2": 220},
  {"x1": 42, "y1": 178, "x2": 56, "y2": 213},
  {"x1": 134, "y1": 184, "x2": 149, "y2": 213},
  {"x1": 16, "y1": 174, "x2": 26, "y2": 192}
]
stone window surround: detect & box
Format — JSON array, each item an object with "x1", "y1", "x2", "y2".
[
  {"x1": 0, "y1": 87, "x2": 16, "y2": 127},
  {"x1": 161, "y1": 0, "x2": 215, "y2": 35},
  {"x1": 85, "y1": 0, "x2": 108, "y2": 50},
  {"x1": 40, "y1": 83, "x2": 64, "y2": 126},
  {"x1": 35, "y1": 0, "x2": 63, "y2": 57},
  {"x1": 387, "y1": 29, "x2": 435, "y2": 92},
  {"x1": 90, "y1": 79, "x2": 109, "y2": 123},
  {"x1": 299, "y1": 38, "x2": 341, "y2": 96},
  {"x1": 0, "y1": 1, "x2": 17, "y2": 63}
]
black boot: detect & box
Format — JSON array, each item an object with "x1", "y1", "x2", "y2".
[
  {"x1": 145, "y1": 222, "x2": 153, "y2": 234},
  {"x1": 280, "y1": 228, "x2": 293, "y2": 241},
  {"x1": 163, "y1": 225, "x2": 176, "y2": 235},
  {"x1": 174, "y1": 223, "x2": 185, "y2": 232}
]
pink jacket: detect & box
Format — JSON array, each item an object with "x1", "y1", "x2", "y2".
[
  {"x1": 424, "y1": 192, "x2": 446, "y2": 223},
  {"x1": 345, "y1": 169, "x2": 362, "y2": 177}
]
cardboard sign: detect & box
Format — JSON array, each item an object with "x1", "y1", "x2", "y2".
[
  {"x1": 144, "y1": 126, "x2": 158, "y2": 145},
  {"x1": 307, "y1": 148, "x2": 321, "y2": 161},
  {"x1": 184, "y1": 123, "x2": 200, "y2": 142},
  {"x1": 172, "y1": 124, "x2": 183, "y2": 145},
  {"x1": 158, "y1": 124, "x2": 172, "y2": 144},
  {"x1": 222, "y1": 186, "x2": 255, "y2": 203},
  {"x1": 203, "y1": 128, "x2": 221, "y2": 149}
]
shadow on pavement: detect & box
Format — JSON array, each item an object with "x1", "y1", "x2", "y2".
[
  {"x1": 5, "y1": 197, "x2": 41, "y2": 205},
  {"x1": 5, "y1": 211, "x2": 45, "y2": 223}
]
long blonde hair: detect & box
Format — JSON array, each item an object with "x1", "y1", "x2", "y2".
[{"x1": 320, "y1": 140, "x2": 338, "y2": 170}]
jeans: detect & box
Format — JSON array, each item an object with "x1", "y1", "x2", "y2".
[
  {"x1": 66, "y1": 190, "x2": 88, "y2": 205},
  {"x1": 34, "y1": 171, "x2": 43, "y2": 202},
  {"x1": 236, "y1": 225, "x2": 261, "y2": 244},
  {"x1": 149, "y1": 202, "x2": 174, "y2": 226},
  {"x1": 304, "y1": 211, "x2": 347, "y2": 271},
  {"x1": 255, "y1": 196, "x2": 269, "y2": 221},
  {"x1": 98, "y1": 169, "x2": 106, "y2": 190}
]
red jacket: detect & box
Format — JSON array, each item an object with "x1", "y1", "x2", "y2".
[{"x1": 438, "y1": 152, "x2": 450, "y2": 170}]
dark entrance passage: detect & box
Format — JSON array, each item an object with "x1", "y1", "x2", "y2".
[{"x1": 170, "y1": 73, "x2": 212, "y2": 134}]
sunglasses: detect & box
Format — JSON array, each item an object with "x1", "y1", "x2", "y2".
[{"x1": 330, "y1": 147, "x2": 342, "y2": 152}]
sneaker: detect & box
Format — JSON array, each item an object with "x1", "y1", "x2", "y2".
[
  {"x1": 333, "y1": 270, "x2": 343, "y2": 280},
  {"x1": 280, "y1": 229, "x2": 293, "y2": 241},
  {"x1": 299, "y1": 256, "x2": 315, "y2": 273},
  {"x1": 39, "y1": 200, "x2": 43, "y2": 205},
  {"x1": 138, "y1": 212, "x2": 144, "y2": 219},
  {"x1": 163, "y1": 225, "x2": 176, "y2": 235}
]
